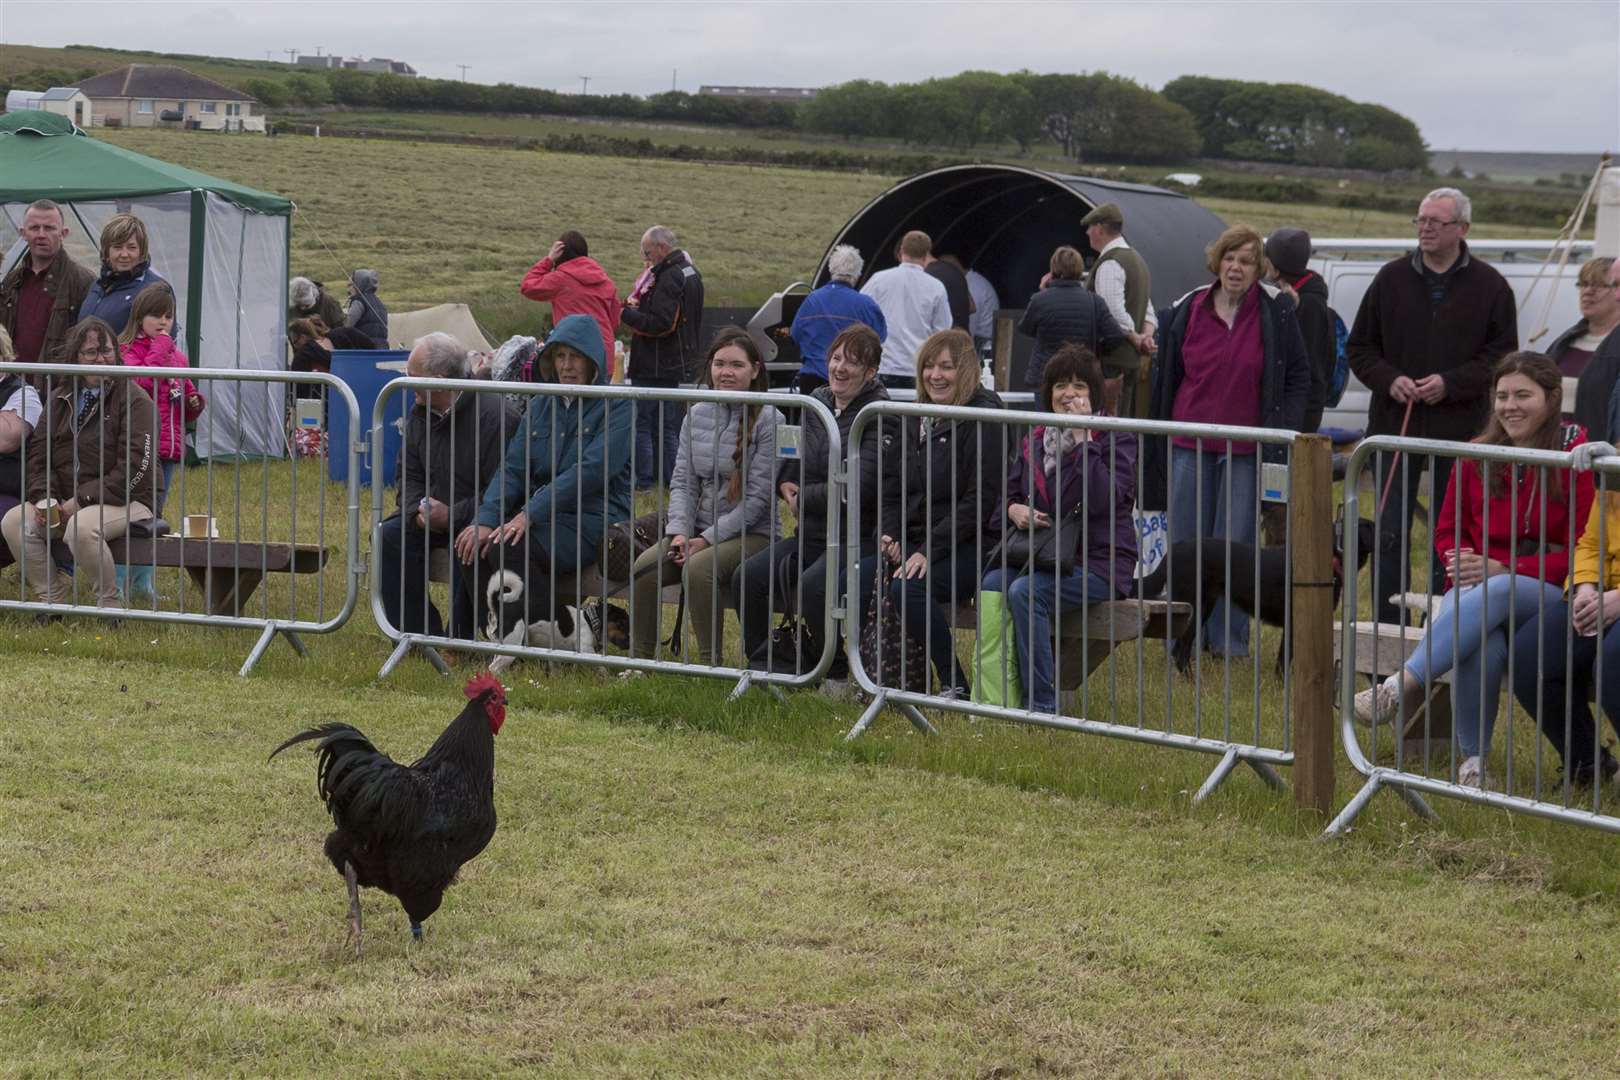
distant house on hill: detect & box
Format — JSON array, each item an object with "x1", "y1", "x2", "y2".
[
  {"x1": 347, "y1": 58, "x2": 417, "y2": 77},
  {"x1": 3, "y1": 86, "x2": 93, "y2": 128},
  {"x1": 698, "y1": 85, "x2": 819, "y2": 102},
  {"x1": 72, "y1": 64, "x2": 263, "y2": 132},
  {"x1": 294, "y1": 54, "x2": 417, "y2": 77}
]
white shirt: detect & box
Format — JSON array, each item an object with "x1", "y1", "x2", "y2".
[
  {"x1": 965, "y1": 269, "x2": 1000, "y2": 343},
  {"x1": 860, "y1": 262, "x2": 952, "y2": 377},
  {"x1": 4, "y1": 382, "x2": 43, "y2": 429},
  {"x1": 1092, "y1": 237, "x2": 1157, "y2": 334}
]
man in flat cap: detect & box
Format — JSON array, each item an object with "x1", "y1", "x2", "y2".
[{"x1": 1082, "y1": 202, "x2": 1155, "y2": 416}]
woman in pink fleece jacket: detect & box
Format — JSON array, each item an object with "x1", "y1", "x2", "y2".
[{"x1": 519, "y1": 230, "x2": 621, "y2": 376}]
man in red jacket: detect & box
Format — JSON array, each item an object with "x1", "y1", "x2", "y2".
[
  {"x1": 1345, "y1": 187, "x2": 1518, "y2": 625},
  {"x1": 518, "y1": 230, "x2": 620, "y2": 378}
]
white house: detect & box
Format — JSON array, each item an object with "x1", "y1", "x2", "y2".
[{"x1": 72, "y1": 64, "x2": 264, "y2": 132}]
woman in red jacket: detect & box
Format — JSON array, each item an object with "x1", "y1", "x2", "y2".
[
  {"x1": 1354, "y1": 352, "x2": 1595, "y2": 789},
  {"x1": 518, "y1": 230, "x2": 620, "y2": 377}
]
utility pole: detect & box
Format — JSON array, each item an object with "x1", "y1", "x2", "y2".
[
  {"x1": 671, "y1": 68, "x2": 677, "y2": 92},
  {"x1": 284, "y1": 49, "x2": 298, "y2": 65},
  {"x1": 457, "y1": 64, "x2": 471, "y2": 82},
  {"x1": 315, "y1": 45, "x2": 324, "y2": 57},
  {"x1": 578, "y1": 75, "x2": 591, "y2": 95}
]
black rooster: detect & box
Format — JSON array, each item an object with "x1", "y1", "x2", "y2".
[{"x1": 271, "y1": 673, "x2": 506, "y2": 954}]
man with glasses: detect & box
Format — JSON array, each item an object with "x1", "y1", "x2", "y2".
[
  {"x1": 1346, "y1": 186, "x2": 1518, "y2": 625},
  {"x1": 0, "y1": 200, "x2": 94, "y2": 369}
]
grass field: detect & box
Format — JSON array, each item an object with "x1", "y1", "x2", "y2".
[
  {"x1": 2, "y1": 455, "x2": 1620, "y2": 1073},
  {"x1": 87, "y1": 127, "x2": 1571, "y2": 350}
]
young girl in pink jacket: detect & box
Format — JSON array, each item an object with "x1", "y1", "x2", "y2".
[{"x1": 117, "y1": 284, "x2": 205, "y2": 599}]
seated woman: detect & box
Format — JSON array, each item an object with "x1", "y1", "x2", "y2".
[
  {"x1": 454, "y1": 314, "x2": 633, "y2": 667},
  {"x1": 860, "y1": 328, "x2": 1006, "y2": 695},
  {"x1": 980, "y1": 345, "x2": 1138, "y2": 714},
  {"x1": 0, "y1": 317, "x2": 164, "y2": 613},
  {"x1": 629, "y1": 327, "x2": 782, "y2": 666},
  {"x1": 1546, "y1": 256, "x2": 1619, "y2": 435},
  {"x1": 731, "y1": 323, "x2": 898, "y2": 675},
  {"x1": 289, "y1": 317, "x2": 376, "y2": 381},
  {"x1": 0, "y1": 326, "x2": 45, "y2": 569},
  {"x1": 1354, "y1": 352, "x2": 1594, "y2": 789}
]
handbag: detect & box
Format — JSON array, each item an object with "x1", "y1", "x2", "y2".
[
  {"x1": 858, "y1": 561, "x2": 930, "y2": 693},
  {"x1": 985, "y1": 428, "x2": 1086, "y2": 576}
]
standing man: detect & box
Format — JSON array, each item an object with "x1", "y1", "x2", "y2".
[
  {"x1": 1346, "y1": 187, "x2": 1518, "y2": 625},
  {"x1": 946, "y1": 254, "x2": 1000, "y2": 356},
  {"x1": 789, "y1": 244, "x2": 887, "y2": 395},
  {"x1": 924, "y1": 247, "x2": 973, "y2": 331},
  {"x1": 1082, "y1": 203, "x2": 1156, "y2": 416},
  {"x1": 0, "y1": 199, "x2": 94, "y2": 366},
  {"x1": 860, "y1": 230, "x2": 951, "y2": 390},
  {"x1": 621, "y1": 225, "x2": 703, "y2": 489},
  {"x1": 379, "y1": 332, "x2": 519, "y2": 644}
]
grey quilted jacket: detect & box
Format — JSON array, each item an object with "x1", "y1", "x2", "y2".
[{"x1": 666, "y1": 400, "x2": 784, "y2": 544}]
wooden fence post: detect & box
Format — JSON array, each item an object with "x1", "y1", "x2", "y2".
[{"x1": 1290, "y1": 434, "x2": 1336, "y2": 814}]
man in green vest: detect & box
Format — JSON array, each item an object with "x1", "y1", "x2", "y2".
[{"x1": 1082, "y1": 203, "x2": 1155, "y2": 417}]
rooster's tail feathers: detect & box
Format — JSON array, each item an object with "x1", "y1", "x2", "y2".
[{"x1": 268, "y1": 723, "x2": 377, "y2": 762}]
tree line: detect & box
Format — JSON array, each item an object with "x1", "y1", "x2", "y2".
[{"x1": 4, "y1": 60, "x2": 1429, "y2": 172}]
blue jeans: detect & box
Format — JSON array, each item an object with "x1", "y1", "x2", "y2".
[
  {"x1": 634, "y1": 381, "x2": 681, "y2": 488},
  {"x1": 1404, "y1": 574, "x2": 1564, "y2": 757},
  {"x1": 376, "y1": 513, "x2": 474, "y2": 639},
  {"x1": 1511, "y1": 600, "x2": 1620, "y2": 780},
  {"x1": 982, "y1": 565, "x2": 1116, "y2": 713},
  {"x1": 1168, "y1": 445, "x2": 1257, "y2": 655}
]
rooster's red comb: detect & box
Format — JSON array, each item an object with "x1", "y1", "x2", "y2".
[{"x1": 464, "y1": 672, "x2": 505, "y2": 701}]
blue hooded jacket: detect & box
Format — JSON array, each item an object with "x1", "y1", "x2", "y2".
[
  {"x1": 79, "y1": 262, "x2": 180, "y2": 341},
  {"x1": 475, "y1": 314, "x2": 634, "y2": 572}
]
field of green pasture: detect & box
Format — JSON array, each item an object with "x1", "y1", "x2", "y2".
[{"x1": 91, "y1": 128, "x2": 1560, "y2": 350}]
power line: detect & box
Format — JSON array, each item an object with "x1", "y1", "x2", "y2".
[{"x1": 457, "y1": 64, "x2": 471, "y2": 82}]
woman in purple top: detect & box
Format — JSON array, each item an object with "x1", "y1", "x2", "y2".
[
  {"x1": 981, "y1": 345, "x2": 1138, "y2": 714},
  {"x1": 1142, "y1": 225, "x2": 1310, "y2": 658}
]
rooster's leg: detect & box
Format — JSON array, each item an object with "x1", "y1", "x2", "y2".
[{"x1": 343, "y1": 861, "x2": 363, "y2": 957}]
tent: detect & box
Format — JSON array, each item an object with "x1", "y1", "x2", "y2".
[
  {"x1": 0, "y1": 110, "x2": 292, "y2": 458},
  {"x1": 387, "y1": 303, "x2": 494, "y2": 353},
  {"x1": 817, "y1": 164, "x2": 1227, "y2": 311}
]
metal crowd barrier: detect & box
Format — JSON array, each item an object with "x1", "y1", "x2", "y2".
[
  {"x1": 368, "y1": 378, "x2": 843, "y2": 690},
  {"x1": 840, "y1": 399, "x2": 1326, "y2": 804},
  {"x1": 1329, "y1": 435, "x2": 1620, "y2": 836},
  {"x1": 0, "y1": 362, "x2": 361, "y2": 675}
]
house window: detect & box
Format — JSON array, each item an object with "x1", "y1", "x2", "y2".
[
  {"x1": 138, "y1": 99, "x2": 153, "y2": 114},
  {"x1": 201, "y1": 101, "x2": 216, "y2": 114},
  {"x1": 226, "y1": 103, "x2": 241, "y2": 117}
]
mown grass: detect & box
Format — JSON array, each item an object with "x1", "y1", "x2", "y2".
[
  {"x1": 83, "y1": 128, "x2": 1568, "y2": 350},
  {"x1": 3, "y1": 455, "x2": 1620, "y2": 1073}
]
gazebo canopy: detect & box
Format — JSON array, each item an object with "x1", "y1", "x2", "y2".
[{"x1": 0, "y1": 111, "x2": 292, "y2": 458}]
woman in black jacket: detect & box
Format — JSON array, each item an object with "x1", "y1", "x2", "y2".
[
  {"x1": 861, "y1": 329, "x2": 1007, "y2": 695},
  {"x1": 1018, "y1": 245, "x2": 1132, "y2": 389},
  {"x1": 1141, "y1": 225, "x2": 1310, "y2": 658},
  {"x1": 730, "y1": 323, "x2": 899, "y2": 675}
]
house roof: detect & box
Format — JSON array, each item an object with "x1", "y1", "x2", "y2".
[
  {"x1": 41, "y1": 87, "x2": 86, "y2": 101},
  {"x1": 73, "y1": 64, "x2": 256, "y2": 104}
]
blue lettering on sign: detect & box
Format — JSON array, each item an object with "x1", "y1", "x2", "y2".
[{"x1": 1134, "y1": 509, "x2": 1169, "y2": 577}]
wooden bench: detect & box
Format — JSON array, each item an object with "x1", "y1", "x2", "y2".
[
  {"x1": 948, "y1": 597, "x2": 1194, "y2": 694},
  {"x1": 106, "y1": 535, "x2": 331, "y2": 617},
  {"x1": 1336, "y1": 592, "x2": 1453, "y2": 754}
]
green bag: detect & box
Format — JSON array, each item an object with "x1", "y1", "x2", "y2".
[{"x1": 971, "y1": 589, "x2": 1023, "y2": 709}]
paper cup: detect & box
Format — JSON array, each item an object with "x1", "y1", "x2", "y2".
[
  {"x1": 182, "y1": 514, "x2": 213, "y2": 539},
  {"x1": 34, "y1": 498, "x2": 60, "y2": 528}
]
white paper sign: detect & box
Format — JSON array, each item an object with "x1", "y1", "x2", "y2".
[{"x1": 1134, "y1": 508, "x2": 1169, "y2": 578}]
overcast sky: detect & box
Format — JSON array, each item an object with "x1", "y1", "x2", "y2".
[{"x1": 6, "y1": 0, "x2": 1618, "y2": 153}]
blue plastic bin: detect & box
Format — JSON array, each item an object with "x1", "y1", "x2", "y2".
[{"x1": 328, "y1": 349, "x2": 407, "y2": 488}]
